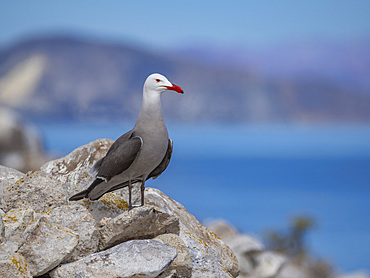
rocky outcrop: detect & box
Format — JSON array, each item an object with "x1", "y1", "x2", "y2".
[
  {"x1": 207, "y1": 219, "x2": 286, "y2": 278},
  {"x1": 0, "y1": 139, "x2": 239, "y2": 277},
  {"x1": 206, "y1": 219, "x2": 370, "y2": 278}
]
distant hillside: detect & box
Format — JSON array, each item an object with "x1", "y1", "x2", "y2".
[
  {"x1": 175, "y1": 39, "x2": 370, "y2": 95},
  {"x1": 0, "y1": 35, "x2": 370, "y2": 123}
]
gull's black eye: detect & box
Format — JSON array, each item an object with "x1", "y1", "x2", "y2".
[{"x1": 156, "y1": 79, "x2": 160, "y2": 82}]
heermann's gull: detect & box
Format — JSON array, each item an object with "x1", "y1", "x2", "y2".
[{"x1": 69, "y1": 73, "x2": 183, "y2": 210}]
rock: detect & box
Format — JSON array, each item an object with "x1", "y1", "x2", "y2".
[
  {"x1": 155, "y1": 233, "x2": 193, "y2": 278},
  {"x1": 251, "y1": 251, "x2": 287, "y2": 278},
  {"x1": 205, "y1": 219, "x2": 238, "y2": 242},
  {"x1": 144, "y1": 187, "x2": 240, "y2": 278},
  {"x1": 227, "y1": 234, "x2": 263, "y2": 255},
  {"x1": 207, "y1": 219, "x2": 286, "y2": 278},
  {"x1": 18, "y1": 217, "x2": 79, "y2": 276},
  {"x1": 0, "y1": 253, "x2": 32, "y2": 278},
  {"x1": 0, "y1": 241, "x2": 20, "y2": 256},
  {"x1": 99, "y1": 205, "x2": 180, "y2": 250},
  {"x1": 1, "y1": 139, "x2": 240, "y2": 277},
  {"x1": 98, "y1": 217, "x2": 112, "y2": 227},
  {"x1": 79, "y1": 191, "x2": 132, "y2": 223},
  {"x1": 275, "y1": 262, "x2": 312, "y2": 278},
  {"x1": 2, "y1": 170, "x2": 67, "y2": 213},
  {"x1": 0, "y1": 165, "x2": 24, "y2": 211},
  {"x1": 41, "y1": 138, "x2": 114, "y2": 197},
  {"x1": 2, "y1": 208, "x2": 35, "y2": 247},
  {"x1": 226, "y1": 234, "x2": 264, "y2": 275},
  {"x1": 42, "y1": 204, "x2": 99, "y2": 262},
  {"x1": 50, "y1": 239, "x2": 177, "y2": 278}
]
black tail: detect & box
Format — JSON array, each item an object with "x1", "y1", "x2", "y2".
[{"x1": 69, "y1": 179, "x2": 104, "y2": 201}]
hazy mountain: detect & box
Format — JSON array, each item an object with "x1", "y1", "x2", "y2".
[
  {"x1": 176, "y1": 39, "x2": 370, "y2": 95},
  {"x1": 0, "y1": 35, "x2": 369, "y2": 123}
]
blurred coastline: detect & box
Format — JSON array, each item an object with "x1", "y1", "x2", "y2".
[{"x1": 0, "y1": 33, "x2": 369, "y2": 275}]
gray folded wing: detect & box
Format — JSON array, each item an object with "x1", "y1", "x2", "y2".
[{"x1": 96, "y1": 135, "x2": 142, "y2": 181}]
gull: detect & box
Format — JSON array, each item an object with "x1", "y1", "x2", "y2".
[{"x1": 70, "y1": 73, "x2": 183, "y2": 210}]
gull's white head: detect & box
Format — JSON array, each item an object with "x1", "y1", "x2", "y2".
[{"x1": 144, "y1": 73, "x2": 184, "y2": 94}]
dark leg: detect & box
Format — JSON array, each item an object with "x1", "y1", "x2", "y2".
[
  {"x1": 140, "y1": 181, "x2": 145, "y2": 206},
  {"x1": 128, "y1": 179, "x2": 133, "y2": 211}
]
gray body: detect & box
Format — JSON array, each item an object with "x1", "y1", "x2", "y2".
[{"x1": 69, "y1": 74, "x2": 182, "y2": 207}]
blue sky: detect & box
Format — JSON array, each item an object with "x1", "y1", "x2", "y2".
[{"x1": 0, "y1": 0, "x2": 369, "y2": 50}]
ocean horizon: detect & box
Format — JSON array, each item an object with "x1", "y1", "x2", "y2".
[{"x1": 35, "y1": 121, "x2": 370, "y2": 273}]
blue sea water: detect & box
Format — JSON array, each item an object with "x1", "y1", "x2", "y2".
[{"x1": 35, "y1": 121, "x2": 370, "y2": 272}]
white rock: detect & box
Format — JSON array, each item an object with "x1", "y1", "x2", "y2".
[
  {"x1": 205, "y1": 219, "x2": 239, "y2": 242},
  {"x1": 39, "y1": 139, "x2": 239, "y2": 277},
  {"x1": 207, "y1": 218, "x2": 285, "y2": 278},
  {"x1": 0, "y1": 241, "x2": 19, "y2": 256},
  {"x1": 251, "y1": 251, "x2": 287, "y2": 278},
  {"x1": 227, "y1": 234, "x2": 263, "y2": 255},
  {"x1": 99, "y1": 205, "x2": 179, "y2": 250},
  {"x1": 41, "y1": 138, "x2": 114, "y2": 196},
  {"x1": 144, "y1": 187, "x2": 240, "y2": 278},
  {"x1": 275, "y1": 262, "x2": 312, "y2": 278},
  {"x1": 0, "y1": 253, "x2": 31, "y2": 278},
  {"x1": 155, "y1": 233, "x2": 193, "y2": 278},
  {"x1": 2, "y1": 170, "x2": 67, "y2": 213},
  {"x1": 43, "y1": 204, "x2": 99, "y2": 262},
  {"x1": 2, "y1": 207, "x2": 35, "y2": 243},
  {"x1": 50, "y1": 239, "x2": 177, "y2": 278},
  {"x1": 18, "y1": 217, "x2": 79, "y2": 276},
  {"x1": 0, "y1": 165, "x2": 24, "y2": 211}
]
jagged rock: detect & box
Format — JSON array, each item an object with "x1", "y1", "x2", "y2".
[
  {"x1": 40, "y1": 138, "x2": 114, "y2": 196},
  {"x1": 228, "y1": 234, "x2": 263, "y2": 254},
  {"x1": 144, "y1": 188, "x2": 240, "y2": 278},
  {"x1": 275, "y1": 262, "x2": 312, "y2": 278},
  {"x1": 40, "y1": 139, "x2": 239, "y2": 277},
  {"x1": 0, "y1": 252, "x2": 31, "y2": 278},
  {"x1": 155, "y1": 233, "x2": 193, "y2": 278},
  {"x1": 2, "y1": 208, "x2": 35, "y2": 243},
  {"x1": 2, "y1": 170, "x2": 67, "y2": 213},
  {"x1": 42, "y1": 204, "x2": 99, "y2": 262},
  {"x1": 251, "y1": 251, "x2": 287, "y2": 278},
  {"x1": 99, "y1": 205, "x2": 180, "y2": 250},
  {"x1": 0, "y1": 165, "x2": 24, "y2": 211},
  {"x1": 227, "y1": 234, "x2": 265, "y2": 275},
  {"x1": 207, "y1": 219, "x2": 286, "y2": 278},
  {"x1": 18, "y1": 217, "x2": 79, "y2": 276},
  {"x1": 50, "y1": 239, "x2": 177, "y2": 278}
]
